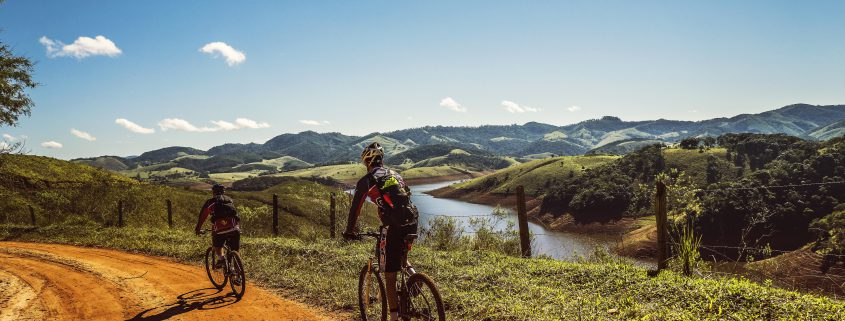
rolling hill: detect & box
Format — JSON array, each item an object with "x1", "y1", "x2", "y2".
[{"x1": 72, "y1": 104, "x2": 845, "y2": 182}]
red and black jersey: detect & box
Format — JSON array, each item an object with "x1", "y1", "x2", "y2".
[
  {"x1": 195, "y1": 195, "x2": 240, "y2": 234},
  {"x1": 346, "y1": 166, "x2": 410, "y2": 230}
]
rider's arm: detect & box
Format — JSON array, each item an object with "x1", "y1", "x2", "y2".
[
  {"x1": 195, "y1": 199, "x2": 214, "y2": 232},
  {"x1": 344, "y1": 176, "x2": 370, "y2": 235}
]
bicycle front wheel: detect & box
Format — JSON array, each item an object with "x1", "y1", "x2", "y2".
[
  {"x1": 405, "y1": 273, "x2": 445, "y2": 321},
  {"x1": 358, "y1": 263, "x2": 387, "y2": 321},
  {"x1": 228, "y1": 251, "x2": 246, "y2": 298},
  {"x1": 205, "y1": 247, "x2": 227, "y2": 289}
]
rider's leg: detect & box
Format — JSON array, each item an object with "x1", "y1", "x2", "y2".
[{"x1": 385, "y1": 272, "x2": 399, "y2": 321}]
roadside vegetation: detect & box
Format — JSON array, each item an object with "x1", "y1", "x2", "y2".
[{"x1": 3, "y1": 222, "x2": 844, "y2": 320}]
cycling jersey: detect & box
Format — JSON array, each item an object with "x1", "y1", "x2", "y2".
[
  {"x1": 346, "y1": 166, "x2": 418, "y2": 273},
  {"x1": 347, "y1": 166, "x2": 410, "y2": 226},
  {"x1": 196, "y1": 196, "x2": 240, "y2": 234}
]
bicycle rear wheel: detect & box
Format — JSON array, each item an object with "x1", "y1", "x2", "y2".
[
  {"x1": 205, "y1": 247, "x2": 227, "y2": 289},
  {"x1": 228, "y1": 251, "x2": 246, "y2": 298},
  {"x1": 358, "y1": 263, "x2": 387, "y2": 321},
  {"x1": 405, "y1": 273, "x2": 445, "y2": 320}
]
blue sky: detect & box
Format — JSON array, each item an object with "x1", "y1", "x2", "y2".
[{"x1": 1, "y1": 0, "x2": 844, "y2": 159}]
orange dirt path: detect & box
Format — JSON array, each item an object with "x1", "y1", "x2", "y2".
[{"x1": 0, "y1": 242, "x2": 335, "y2": 321}]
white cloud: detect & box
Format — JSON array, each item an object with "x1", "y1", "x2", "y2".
[
  {"x1": 200, "y1": 42, "x2": 246, "y2": 66},
  {"x1": 439, "y1": 97, "x2": 467, "y2": 112},
  {"x1": 210, "y1": 118, "x2": 271, "y2": 130},
  {"x1": 502, "y1": 100, "x2": 541, "y2": 113},
  {"x1": 567, "y1": 106, "x2": 582, "y2": 112},
  {"x1": 160, "y1": 118, "x2": 270, "y2": 132},
  {"x1": 70, "y1": 128, "x2": 96, "y2": 141},
  {"x1": 41, "y1": 141, "x2": 63, "y2": 149},
  {"x1": 39, "y1": 35, "x2": 122, "y2": 59},
  {"x1": 3, "y1": 134, "x2": 17, "y2": 142},
  {"x1": 234, "y1": 118, "x2": 270, "y2": 129},
  {"x1": 158, "y1": 118, "x2": 214, "y2": 132},
  {"x1": 300, "y1": 120, "x2": 330, "y2": 126},
  {"x1": 115, "y1": 118, "x2": 156, "y2": 134}
]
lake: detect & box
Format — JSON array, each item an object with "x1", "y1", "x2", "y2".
[{"x1": 409, "y1": 181, "x2": 621, "y2": 261}]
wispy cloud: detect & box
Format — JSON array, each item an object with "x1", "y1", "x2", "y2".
[
  {"x1": 41, "y1": 141, "x2": 63, "y2": 149},
  {"x1": 3, "y1": 134, "x2": 17, "y2": 142},
  {"x1": 39, "y1": 35, "x2": 122, "y2": 59},
  {"x1": 502, "y1": 100, "x2": 541, "y2": 113},
  {"x1": 158, "y1": 118, "x2": 215, "y2": 132},
  {"x1": 567, "y1": 106, "x2": 582, "y2": 112},
  {"x1": 70, "y1": 128, "x2": 96, "y2": 141},
  {"x1": 211, "y1": 118, "x2": 271, "y2": 130},
  {"x1": 300, "y1": 120, "x2": 330, "y2": 126},
  {"x1": 439, "y1": 97, "x2": 467, "y2": 112},
  {"x1": 200, "y1": 42, "x2": 246, "y2": 66},
  {"x1": 115, "y1": 118, "x2": 156, "y2": 134},
  {"x1": 160, "y1": 118, "x2": 270, "y2": 132}
]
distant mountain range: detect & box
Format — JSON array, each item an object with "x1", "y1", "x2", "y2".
[{"x1": 74, "y1": 103, "x2": 845, "y2": 173}]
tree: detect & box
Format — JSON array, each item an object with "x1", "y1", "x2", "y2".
[
  {"x1": 0, "y1": 41, "x2": 37, "y2": 127},
  {"x1": 702, "y1": 136, "x2": 716, "y2": 149},
  {"x1": 679, "y1": 137, "x2": 700, "y2": 149}
]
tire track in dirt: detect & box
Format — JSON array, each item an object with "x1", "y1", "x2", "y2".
[{"x1": 0, "y1": 242, "x2": 336, "y2": 320}]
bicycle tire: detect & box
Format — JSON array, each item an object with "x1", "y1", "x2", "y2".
[
  {"x1": 205, "y1": 247, "x2": 227, "y2": 289},
  {"x1": 405, "y1": 273, "x2": 445, "y2": 321},
  {"x1": 228, "y1": 251, "x2": 247, "y2": 298},
  {"x1": 358, "y1": 263, "x2": 387, "y2": 321}
]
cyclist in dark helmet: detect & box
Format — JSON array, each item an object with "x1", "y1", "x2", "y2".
[
  {"x1": 344, "y1": 142, "x2": 419, "y2": 321},
  {"x1": 195, "y1": 184, "x2": 241, "y2": 275}
]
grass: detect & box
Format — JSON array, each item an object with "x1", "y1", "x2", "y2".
[
  {"x1": 663, "y1": 148, "x2": 737, "y2": 186},
  {"x1": 271, "y1": 163, "x2": 367, "y2": 183},
  {"x1": 209, "y1": 171, "x2": 263, "y2": 182},
  {"x1": 400, "y1": 165, "x2": 472, "y2": 180},
  {"x1": 453, "y1": 155, "x2": 619, "y2": 195},
  {"x1": 273, "y1": 163, "x2": 479, "y2": 183},
  {"x1": 0, "y1": 154, "x2": 378, "y2": 240},
  {"x1": 2, "y1": 222, "x2": 843, "y2": 320}
]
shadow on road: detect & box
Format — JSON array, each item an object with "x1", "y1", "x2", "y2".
[{"x1": 127, "y1": 287, "x2": 241, "y2": 320}]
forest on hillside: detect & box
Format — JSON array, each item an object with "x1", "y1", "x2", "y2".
[{"x1": 539, "y1": 133, "x2": 845, "y2": 261}]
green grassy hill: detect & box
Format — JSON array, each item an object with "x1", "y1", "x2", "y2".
[
  {"x1": 452, "y1": 155, "x2": 619, "y2": 196},
  {"x1": 0, "y1": 154, "x2": 377, "y2": 238}
]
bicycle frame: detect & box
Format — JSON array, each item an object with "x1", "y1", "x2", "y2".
[{"x1": 360, "y1": 227, "x2": 419, "y2": 317}]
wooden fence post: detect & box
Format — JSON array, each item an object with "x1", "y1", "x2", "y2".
[
  {"x1": 166, "y1": 199, "x2": 173, "y2": 228},
  {"x1": 29, "y1": 205, "x2": 36, "y2": 226},
  {"x1": 330, "y1": 193, "x2": 336, "y2": 239},
  {"x1": 273, "y1": 194, "x2": 279, "y2": 236},
  {"x1": 118, "y1": 200, "x2": 124, "y2": 227},
  {"x1": 516, "y1": 185, "x2": 532, "y2": 258},
  {"x1": 655, "y1": 181, "x2": 668, "y2": 271}
]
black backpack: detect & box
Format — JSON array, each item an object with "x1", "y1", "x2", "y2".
[
  {"x1": 211, "y1": 195, "x2": 239, "y2": 222},
  {"x1": 369, "y1": 168, "x2": 418, "y2": 227}
]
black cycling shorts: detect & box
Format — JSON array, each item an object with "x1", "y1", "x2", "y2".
[
  {"x1": 212, "y1": 230, "x2": 241, "y2": 252},
  {"x1": 384, "y1": 224, "x2": 417, "y2": 273}
]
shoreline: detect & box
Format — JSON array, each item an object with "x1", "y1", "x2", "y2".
[{"x1": 426, "y1": 184, "x2": 657, "y2": 259}]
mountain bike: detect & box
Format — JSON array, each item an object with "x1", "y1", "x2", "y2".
[
  {"x1": 199, "y1": 229, "x2": 246, "y2": 298},
  {"x1": 357, "y1": 228, "x2": 446, "y2": 321}
]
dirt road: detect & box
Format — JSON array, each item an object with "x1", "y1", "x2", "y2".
[{"x1": 0, "y1": 242, "x2": 335, "y2": 320}]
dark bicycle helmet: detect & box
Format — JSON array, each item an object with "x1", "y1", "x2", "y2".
[{"x1": 212, "y1": 184, "x2": 226, "y2": 195}]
